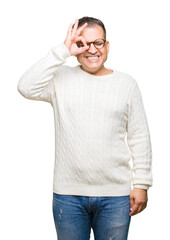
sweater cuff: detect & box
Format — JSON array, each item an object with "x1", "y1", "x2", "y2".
[
  {"x1": 133, "y1": 184, "x2": 150, "y2": 190},
  {"x1": 52, "y1": 43, "x2": 71, "y2": 60}
]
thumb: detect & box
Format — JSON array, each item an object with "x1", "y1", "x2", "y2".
[
  {"x1": 130, "y1": 195, "x2": 135, "y2": 211},
  {"x1": 76, "y1": 45, "x2": 89, "y2": 55}
]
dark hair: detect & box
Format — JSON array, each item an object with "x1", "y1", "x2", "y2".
[{"x1": 77, "y1": 16, "x2": 106, "y2": 39}]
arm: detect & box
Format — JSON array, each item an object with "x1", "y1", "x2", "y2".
[
  {"x1": 17, "y1": 19, "x2": 89, "y2": 103},
  {"x1": 126, "y1": 80, "x2": 153, "y2": 216},
  {"x1": 17, "y1": 44, "x2": 71, "y2": 103}
]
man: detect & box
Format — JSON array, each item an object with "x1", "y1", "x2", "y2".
[{"x1": 17, "y1": 17, "x2": 153, "y2": 240}]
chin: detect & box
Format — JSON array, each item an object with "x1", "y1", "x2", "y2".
[
  {"x1": 78, "y1": 55, "x2": 106, "y2": 75},
  {"x1": 81, "y1": 64, "x2": 103, "y2": 74}
]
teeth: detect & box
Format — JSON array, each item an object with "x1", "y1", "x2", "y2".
[{"x1": 86, "y1": 56, "x2": 99, "y2": 60}]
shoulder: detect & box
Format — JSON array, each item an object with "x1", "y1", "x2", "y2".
[
  {"x1": 114, "y1": 69, "x2": 139, "y2": 94},
  {"x1": 115, "y1": 69, "x2": 137, "y2": 85},
  {"x1": 53, "y1": 64, "x2": 77, "y2": 76}
]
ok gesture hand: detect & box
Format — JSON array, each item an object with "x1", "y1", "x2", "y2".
[{"x1": 64, "y1": 19, "x2": 89, "y2": 56}]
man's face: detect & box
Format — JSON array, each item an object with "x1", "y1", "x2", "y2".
[{"x1": 76, "y1": 25, "x2": 110, "y2": 75}]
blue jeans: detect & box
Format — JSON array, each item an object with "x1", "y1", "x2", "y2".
[{"x1": 52, "y1": 192, "x2": 131, "y2": 240}]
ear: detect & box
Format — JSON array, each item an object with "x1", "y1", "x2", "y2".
[{"x1": 106, "y1": 41, "x2": 110, "y2": 53}]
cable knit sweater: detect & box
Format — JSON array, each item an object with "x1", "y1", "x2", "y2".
[{"x1": 17, "y1": 43, "x2": 153, "y2": 196}]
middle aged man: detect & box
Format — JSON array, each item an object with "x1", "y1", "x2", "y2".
[{"x1": 17, "y1": 16, "x2": 153, "y2": 240}]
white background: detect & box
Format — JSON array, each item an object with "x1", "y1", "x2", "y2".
[{"x1": 0, "y1": 0, "x2": 169, "y2": 239}]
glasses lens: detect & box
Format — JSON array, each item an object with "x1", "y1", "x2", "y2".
[{"x1": 94, "y1": 39, "x2": 105, "y2": 49}]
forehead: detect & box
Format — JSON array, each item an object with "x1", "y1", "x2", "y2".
[{"x1": 79, "y1": 25, "x2": 105, "y2": 41}]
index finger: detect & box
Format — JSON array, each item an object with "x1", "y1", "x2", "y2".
[
  {"x1": 76, "y1": 22, "x2": 88, "y2": 36},
  {"x1": 66, "y1": 23, "x2": 73, "y2": 38},
  {"x1": 71, "y1": 19, "x2": 79, "y2": 38},
  {"x1": 130, "y1": 202, "x2": 140, "y2": 215}
]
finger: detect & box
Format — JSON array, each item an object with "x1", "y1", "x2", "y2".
[
  {"x1": 138, "y1": 202, "x2": 147, "y2": 213},
  {"x1": 66, "y1": 23, "x2": 73, "y2": 39},
  {"x1": 129, "y1": 202, "x2": 140, "y2": 216},
  {"x1": 137, "y1": 204, "x2": 143, "y2": 214},
  {"x1": 129, "y1": 208, "x2": 138, "y2": 216},
  {"x1": 77, "y1": 45, "x2": 89, "y2": 54},
  {"x1": 75, "y1": 36, "x2": 87, "y2": 47},
  {"x1": 135, "y1": 202, "x2": 146, "y2": 215},
  {"x1": 76, "y1": 22, "x2": 88, "y2": 37},
  {"x1": 74, "y1": 45, "x2": 89, "y2": 56},
  {"x1": 71, "y1": 19, "x2": 79, "y2": 39},
  {"x1": 130, "y1": 196, "x2": 135, "y2": 210}
]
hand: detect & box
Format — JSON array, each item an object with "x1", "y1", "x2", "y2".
[
  {"x1": 129, "y1": 188, "x2": 148, "y2": 216},
  {"x1": 64, "y1": 19, "x2": 89, "y2": 56}
]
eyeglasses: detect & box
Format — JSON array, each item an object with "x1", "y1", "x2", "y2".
[{"x1": 76, "y1": 38, "x2": 106, "y2": 49}]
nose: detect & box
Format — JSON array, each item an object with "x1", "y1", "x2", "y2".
[{"x1": 88, "y1": 43, "x2": 97, "y2": 54}]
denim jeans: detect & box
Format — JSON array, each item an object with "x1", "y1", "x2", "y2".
[{"x1": 52, "y1": 192, "x2": 131, "y2": 240}]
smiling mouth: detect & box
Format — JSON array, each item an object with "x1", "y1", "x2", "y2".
[{"x1": 85, "y1": 56, "x2": 100, "y2": 60}]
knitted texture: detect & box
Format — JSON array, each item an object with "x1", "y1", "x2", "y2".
[{"x1": 17, "y1": 43, "x2": 153, "y2": 196}]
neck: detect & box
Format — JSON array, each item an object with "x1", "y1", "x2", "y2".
[{"x1": 80, "y1": 66, "x2": 113, "y2": 76}]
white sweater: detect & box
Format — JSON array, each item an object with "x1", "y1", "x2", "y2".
[{"x1": 17, "y1": 43, "x2": 153, "y2": 196}]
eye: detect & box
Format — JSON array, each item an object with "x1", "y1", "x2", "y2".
[{"x1": 94, "y1": 41, "x2": 104, "y2": 46}]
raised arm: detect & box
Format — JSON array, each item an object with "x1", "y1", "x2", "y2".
[
  {"x1": 17, "y1": 43, "x2": 71, "y2": 103},
  {"x1": 17, "y1": 19, "x2": 89, "y2": 103}
]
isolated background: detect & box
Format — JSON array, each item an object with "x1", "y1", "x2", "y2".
[{"x1": 0, "y1": 0, "x2": 169, "y2": 239}]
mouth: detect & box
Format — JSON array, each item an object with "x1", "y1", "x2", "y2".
[{"x1": 84, "y1": 55, "x2": 101, "y2": 62}]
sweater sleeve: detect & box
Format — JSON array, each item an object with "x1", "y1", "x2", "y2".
[
  {"x1": 17, "y1": 43, "x2": 71, "y2": 103},
  {"x1": 126, "y1": 80, "x2": 153, "y2": 190}
]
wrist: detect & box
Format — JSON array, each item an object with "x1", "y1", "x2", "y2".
[
  {"x1": 52, "y1": 43, "x2": 71, "y2": 60},
  {"x1": 133, "y1": 184, "x2": 149, "y2": 191},
  {"x1": 64, "y1": 40, "x2": 71, "y2": 55}
]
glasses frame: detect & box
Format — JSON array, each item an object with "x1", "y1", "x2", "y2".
[{"x1": 76, "y1": 38, "x2": 106, "y2": 49}]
